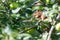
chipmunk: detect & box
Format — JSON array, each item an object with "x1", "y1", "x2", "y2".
[{"x1": 33, "y1": 10, "x2": 47, "y2": 20}]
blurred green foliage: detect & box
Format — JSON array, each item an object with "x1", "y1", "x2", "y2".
[{"x1": 0, "y1": 0, "x2": 60, "y2": 40}]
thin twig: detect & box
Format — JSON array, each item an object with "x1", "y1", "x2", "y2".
[
  {"x1": 0, "y1": 10, "x2": 6, "y2": 13},
  {"x1": 19, "y1": 25, "x2": 37, "y2": 34}
]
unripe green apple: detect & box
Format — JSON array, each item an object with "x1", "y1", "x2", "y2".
[
  {"x1": 46, "y1": 0, "x2": 50, "y2": 3},
  {"x1": 55, "y1": 23, "x2": 60, "y2": 31},
  {"x1": 10, "y1": 2, "x2": 19, "y2": 9},
  {"x1": 10, "y1": 3, "x2": 14, "y2": 9}
]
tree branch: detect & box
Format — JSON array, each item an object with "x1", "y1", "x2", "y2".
[
  {"x1": 47, "y1": 26, "x2": 55, "y2": 40},
  {"x1": 47, "y1": 20, "x2": 56, "y2": 40}
]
